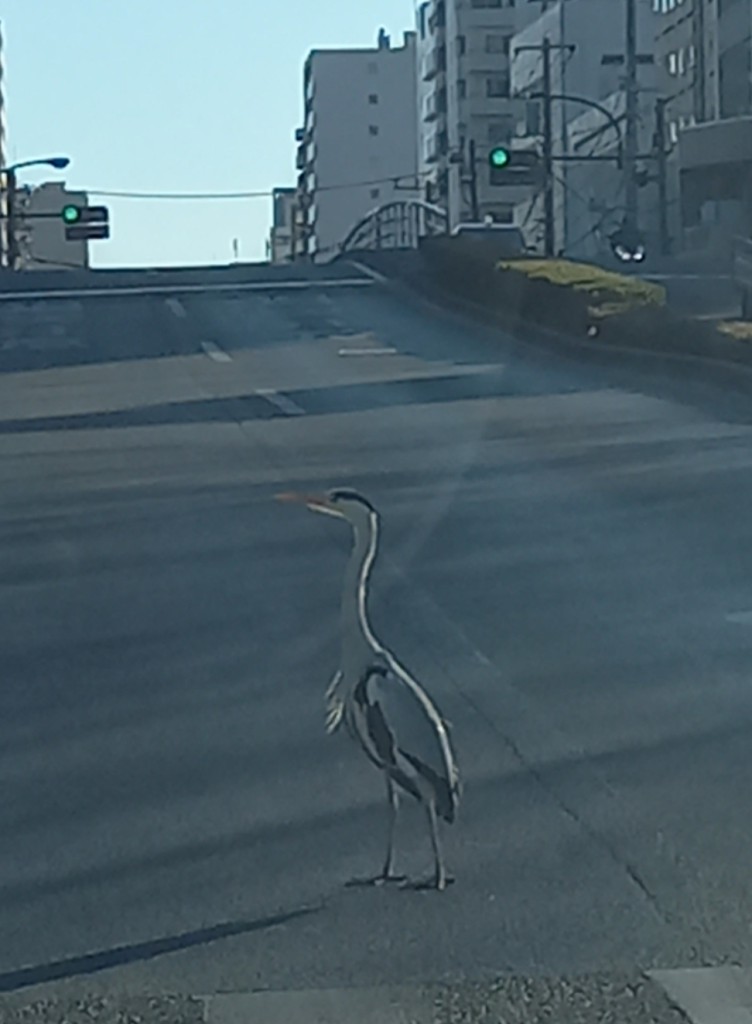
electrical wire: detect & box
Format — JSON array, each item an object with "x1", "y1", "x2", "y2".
[{"x1": 84, "y1": 171, "x2": 433, "y2": 202}]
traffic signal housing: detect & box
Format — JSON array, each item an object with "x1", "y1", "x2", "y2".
[
  {"x1": 59, "y1": 204, "x2": 110, "y2": 241},
  {"x1": 488, "y1": 147, "x2": 542, "y2": 186}
]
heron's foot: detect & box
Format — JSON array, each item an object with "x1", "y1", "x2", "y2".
[
  {"x1": 400, "y1": 873, "x2": 455, "y2": 892},
  {"x1": 346, "y1": 871, "x2": 407, "y2": 888}
]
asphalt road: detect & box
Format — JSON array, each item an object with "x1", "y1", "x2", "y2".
[{"x1": 3, "y1": 263, "x2": 752, "y2": 1019}]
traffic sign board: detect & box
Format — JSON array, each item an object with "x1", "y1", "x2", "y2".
[{"x1": 65, "y1": 223, "x2": 110, "y2": 241}]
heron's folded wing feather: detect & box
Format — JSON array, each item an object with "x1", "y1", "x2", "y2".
[
  {"x1": 361, "y1": 664, "x2": 460, "y2": 822},
  {"x1": 324, "y1": 669, "x2": 345, "y2": 734}
]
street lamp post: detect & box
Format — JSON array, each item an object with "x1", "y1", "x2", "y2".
[{"x1": 1, "y1": 156, "x2": 70, "y2": 269}]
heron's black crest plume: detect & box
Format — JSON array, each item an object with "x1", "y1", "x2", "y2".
[{"x1": 329, "y1": 489, "x2": 377, "y2": 513}]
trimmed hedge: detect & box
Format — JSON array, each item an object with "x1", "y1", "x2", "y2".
[{"x1": 417, "y1": 235, "x2": 752, "y2": 369}]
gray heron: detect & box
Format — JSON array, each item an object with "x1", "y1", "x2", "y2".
[{"x1": 277, "y1": 487, "x2": 460, "y2": 891}]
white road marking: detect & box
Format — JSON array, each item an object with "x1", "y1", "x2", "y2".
[
  {"x1": 0, "y1": 277, "x2": 375, "y2": 303},
  {"x1": 725, "y1": 610, "x2": 752, "y2": 625},
  {"x1": 166, "y1": 297, "x2": 186, "y2": 318},
  {"x1": 338, "y1": 346, "x2": 398, "y2": 356},
  {"x1": 201, "y1": 340, "x2": 232, "y2": 363},
  {"x1": 349, "y1": 260, "x2": 388, "y2": 284},
  {"x1": 650, "y1": 967, "x2": 752, "y2": 1024},
  {"x1": 255, "y1": 388, "x2": 306, "y2": 416},
  {"x1": 644, "y1": 273, "x2": 732, "y2": 282}
]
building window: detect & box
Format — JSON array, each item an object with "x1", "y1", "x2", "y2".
[
  {"x1": 488, "y1": 118, "x2": 514, "y2": 144},
  {"x1": 418, "y1": 3, "x2": 428, "y2": 39},
  {"x1": 429, "y1": 0, "x2": 446, "y2": 30},
  {"x1": 485, "y1": 34, "x2": 511, "y2": 54},
  {"x1": 486, "y1": 73, "x2": 510, "y2": 97},
  {"x1": 369, "y1": 124, "x2": 379, "y2": 135},
  {"x1": 526, "y1": 100, "x2": 540, "y2": 134},
  {"x1": 273, "y1": 194, "x2": 289, "y2": 228},
  {"x1": 368, "y1": 93, "x2": 379, "y2": 104},
  {"x1": 457, "y1": 35, "x2": 466, "y2": 56},
  {"x1": 458, "y1": 78, "x2": 466, "y2": 100}
]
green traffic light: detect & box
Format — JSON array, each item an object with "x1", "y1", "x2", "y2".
[
  {"x1": 61, "y1": 204, "x2": 81, "y2": 224},
  {"x1": 490, "y1": 147, "x2": 510, "y2": 169}
]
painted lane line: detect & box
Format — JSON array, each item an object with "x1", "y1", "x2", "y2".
[
  {"x1": 166, "y1": 297, "x2": 187, "y2": 318},
  {"x1": 255, "y1": 388, "x2": 306, "y2": 416},
  {"x1": 725, "y1": 610, "x2": 752, "y2": 625},
  {"x1": 0, "y1": 278, "x2": 375, "y2": 303},
  {"x1": 338, "y1": 346, "x2": 398, "y2": 356},
  {"x1": 349, "y1": 260, "x2": 388, "y2": 284},
  {"x1": 644, "y1": 273, "x2": 733, "y2": 282},
  {"x1": 201, "y1": 340, "x2": 232, "y2": 363}
]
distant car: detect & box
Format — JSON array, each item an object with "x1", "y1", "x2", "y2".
[{"x1": 450, "y1": 223, "x2": 532, "y2": 257}]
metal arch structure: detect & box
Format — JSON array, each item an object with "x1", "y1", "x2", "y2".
[{"x1": 336, "y1": 199, "x2": 448, "y2": 257}]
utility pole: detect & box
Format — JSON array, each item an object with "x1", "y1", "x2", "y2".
[
  {"x1": 692, "y1": 0, "x2": 706, "y2": 122},
  {"x1": 5, "y1": 167, "x2": 17, "y2": 269},
  {"x1": 468, "y1": 138, "x2": 480, "y2": 222},
  {"x1": 655, "y1": 97, "x2": 670, "y2": 255},
  {"x1": 623, "y1": 0, "x2": 639, "y2": 238},
  {"x1": 515, "y1": 36, "x2": 573, "y2": 257},
  {"x1": 541, "y1": 36, "x2": 555, "y2": 257}
]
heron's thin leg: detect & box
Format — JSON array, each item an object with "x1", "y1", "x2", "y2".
[
  {"x1": 382, "y1": 775, "x2": 400, "y2": 878},
  {"x1": 426, "y1": 799, "x2": 447, "y2": 891},
  {"x1": 345, "y1": 775, "x2": 406, "y2": 887}
]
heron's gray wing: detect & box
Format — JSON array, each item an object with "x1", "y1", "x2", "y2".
[
  {"x1": 355, "y1": 663, "x2": 460, "y2": 823},
  {"x1": 325, "y1": 669, "x2": 345, "y2": 734}
]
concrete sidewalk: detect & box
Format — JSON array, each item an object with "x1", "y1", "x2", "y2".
[{"x1": 3, "y1": 970, "x2": 752, "y2": 1023}]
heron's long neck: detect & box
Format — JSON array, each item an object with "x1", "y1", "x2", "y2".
[{"x1": 341, "y1": 512, "x2": 381, "y2": 677}]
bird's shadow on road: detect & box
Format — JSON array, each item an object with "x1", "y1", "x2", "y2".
[{"x1": 0, "y1": 904, "x2": 323, "y2": 994}]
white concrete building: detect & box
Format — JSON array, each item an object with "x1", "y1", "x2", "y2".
[
  {"x1": 416, "y1": 0, "x2": 540, "y2": 228},
  {"x1": 510, "y1": 0, "x2": 656, "y2": 256},
  {"x1": 295, "y1": 29, "x2": 419, "y2": 260},
  {"x1": 17, "y1": 182, "x2": 89, "y2": 270},
  {"x1": 654, "y1": 0, "x2": 752, "y2": 255}
]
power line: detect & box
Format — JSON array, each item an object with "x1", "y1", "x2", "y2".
[{"x1": 84, "y1": 172, "x2": 431, "y2": 202}]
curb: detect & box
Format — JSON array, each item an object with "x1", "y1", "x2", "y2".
[{"x1": 347, "y1": 255, "x2": 752, "y2": 398}]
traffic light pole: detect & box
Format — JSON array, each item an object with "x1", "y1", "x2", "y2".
[
  {"x1": 541, "y1": 37, "x2": 555, "y2": 257},
  {"x1": 5, "y1": 169, "x2": 18, "y2": 270},
  {"x1": 623, "y1": 0, "x2": 639, "y2": 238},
  {"x1": 655, "y1": 96, "x2": 670, "y2": 255},
  {"x1": 468, "y1": 139, "x2": 480, "y2": 222}
]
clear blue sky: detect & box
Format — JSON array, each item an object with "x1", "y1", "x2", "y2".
[{"x1": 2, "y1": 0, "x2": 413, "y2": 267}]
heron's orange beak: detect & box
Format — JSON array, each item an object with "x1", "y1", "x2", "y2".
[{"x1": 275, "y1": 491, "x2": 341, "y2": 516}]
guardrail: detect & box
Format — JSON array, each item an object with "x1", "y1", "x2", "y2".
[{"x1": 336, "y1": 200, "x2": 449, "y2": 257}]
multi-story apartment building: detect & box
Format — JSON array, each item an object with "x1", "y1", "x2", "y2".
[
  {"x1": 655, "y1": 0, "x2": 752, "y2": 253},
  {"x1": 295, "y1": 30, "x2": 419, "y2": 261},
  {"x1": 416, "y1": 0, "x2": 540, "y2": 228}
]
